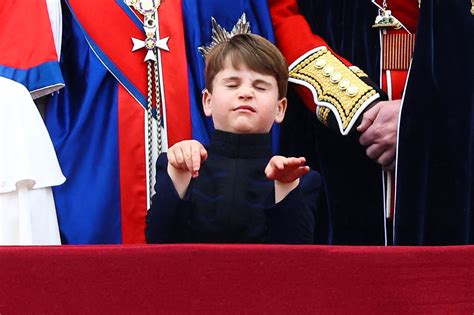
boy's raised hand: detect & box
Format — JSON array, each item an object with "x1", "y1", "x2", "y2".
[
  {"x1": 265, "y1": 156, "x2": 310, "y2": 183},
  {"x1": 168, "y1": 140, "x2": 208, "y2": 178}
]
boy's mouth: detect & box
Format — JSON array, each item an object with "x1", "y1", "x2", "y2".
[{"x1": 233, "y1": 105, "x2": 256, "y2": 113}]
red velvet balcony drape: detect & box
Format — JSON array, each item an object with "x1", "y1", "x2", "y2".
[{"x1": 1, "y1": 245, "x2": 473, "y2": 314}]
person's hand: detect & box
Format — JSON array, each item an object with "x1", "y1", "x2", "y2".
[
  {"x1": 265, "y1": 156, "x2": 310, "y2": 183},
  {"x1": 357, "y1": 99, "x2": 401, "y2": 171},
  {"x1": 167, "y1": 140, "x2": 208, "y2": 178}
]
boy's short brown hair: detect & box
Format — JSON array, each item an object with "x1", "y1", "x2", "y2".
[{"x1": 204, "y1": 33, "x2": 289, "y2": 99}]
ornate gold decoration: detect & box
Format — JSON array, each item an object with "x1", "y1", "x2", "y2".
[
  {"x1": 471, "y1": 0, "x2": 474, "y2": 15},
  {"x1": 373, "y1": 9, "x2": 402, "y2": 29},
  {"x1": 289, "y1": 47, "x2": 379, "y2": 135},
  {"x1": 317, "y1": 106, "x2": 331, "y2": 126},
  {"x1": 349, "y1": 66, "x2": 369, "y2": 78},
  {"x1": 126, "y1": 0, "x2": 169, "y2": 61},
  {"x1": 198, "y1": 13, "x2": 251, "y2": 58},
  {"x1": 373, "y1": 0, "x2": 402, "y2": 29},
  {"x1": 125, "y1": 0, "x2": 167, "y2": 206}
]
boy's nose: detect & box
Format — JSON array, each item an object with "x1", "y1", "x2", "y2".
[{"x1": 238, "y1": 88, "x2": 254, "y2": 100}]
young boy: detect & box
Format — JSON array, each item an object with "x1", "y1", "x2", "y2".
[{"x1": 146, "y1": 34, "x2": 320, "y2": 244}]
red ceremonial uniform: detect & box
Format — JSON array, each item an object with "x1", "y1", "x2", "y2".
[{"x1": 268, "y1": 0, "x2": 421, "y2": 244}]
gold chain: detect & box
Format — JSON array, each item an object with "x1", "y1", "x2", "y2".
[
  {"x1": 153, "y1": 55, "x2": 163, "y2": 161},
  {"x1": 146, "y1": 61, "x2": 154, "y2": 199},
  {"x1": 125, "y1": 0, "x2": 166, "y2": 207},
  {"x1": 145, "y1": 53, "x2": 163, "y2": 201}
]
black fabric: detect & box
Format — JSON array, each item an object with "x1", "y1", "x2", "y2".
[
  {"x1": 297, "y1": 0, "x2": 381, "y2": 80},
  {"x1": 394, "y1": 0, "x2": 474, "y2": 245},
  {"x1": 146, "y1": 131, "x2": 321, "y2": 244},
  {"x1": 280, "y1": 0, "x2": 386, "y2": 245},
  {"x1": 281, "y1": 102, "x2": 385, "y2": 245}
]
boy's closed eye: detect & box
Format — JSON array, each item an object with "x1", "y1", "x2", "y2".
[
  {"x1": 253, "y1": 80, "x2": 272, "y2": 91},
  {"x1": 223, "y1": 77, "x2": 240, "y2": 88}
]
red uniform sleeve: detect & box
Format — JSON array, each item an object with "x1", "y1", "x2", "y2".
[
  {"x1": 269, "y1": 0, "x2": 384, "y2": 135},
  {"x1": 268, "y1": 0, "x2": 352, "y2": 67}
]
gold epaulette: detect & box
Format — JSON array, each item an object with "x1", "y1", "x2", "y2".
[{"x1": 288, "y1": 47, "x2": 380, "y2": 135}]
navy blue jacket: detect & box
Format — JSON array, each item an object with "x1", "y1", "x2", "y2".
[{"x1": 146, "y1": 131, "x2": 321, "y2": 244}]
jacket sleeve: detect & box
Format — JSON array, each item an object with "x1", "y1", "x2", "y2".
[
  {"x1": 145, "y1": 153, "x2": 188, "y2": 243},
  {"x1": 264, "y1": 170, "x2": 321, "y2": 244},
  {"x1": 269, "y1": 0, "x2": 385, "y2": 135}
]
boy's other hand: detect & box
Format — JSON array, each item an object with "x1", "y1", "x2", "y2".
[
  {"x1": 168, "y1": 140, "x2": 208, "y2": 178},
  {"x1": 265, "y1": 156, "x2": 310, "y2": 183}
]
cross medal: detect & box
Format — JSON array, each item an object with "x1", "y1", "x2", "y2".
[{"x1": 125, "y1": 0, "x2": 169, "y2": 205}]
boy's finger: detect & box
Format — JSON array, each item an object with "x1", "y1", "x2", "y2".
[
  {"x1": 295, "y1": 157, "x2": 306, "y2": 165},
  {"x1": 288, "y1": 157, "x2": 301, "y2": 165},
  {"x1": 299, "y1": 165, "x2": 310, "y2": 175},
  {"x1": 182, "y1": 146, "x2": 194, "y2": 173},
  {"x1": 171, "y1": 150, "x2": 185, "y2": 170},
  {"x1": 289, "y1": 166, "x2": 310, "y2": 181},
  {"x1": 191, "y1": 146, "x2": 201, "y2": 173},
  {"x1": 275, "y1": 158, "x2": 285, "y2": 170},
  {"x1": 168, "y1": 150, "x2": 177, "y2": 167},
  {"x1": 284, "y1": 157, "x2": 303, "y2": 168},
  {"x1": 175, "y1": 147, "x2": 185, "y2": 165},
  {"x1": 265, "y1": 162, "x2": 276, "y2": 178},
  {"x1": 266, "y1": 158, "x2": 276, "y2": 170},
  {"x1": 265, "y1": 168, "x2": 276, "y2": 180},
  {"x1": 200, "y1": 147, "x2": 208, "y2": 162}
]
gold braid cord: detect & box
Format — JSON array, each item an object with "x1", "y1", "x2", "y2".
[
  {"x1": 126, "y1": 0, "x2": 168, "y2": 208},
  {"x1": 289, "y1": 47, "x2": 380, "y2": 135}
]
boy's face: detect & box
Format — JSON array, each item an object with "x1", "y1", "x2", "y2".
[{"x1": 202, "y1": 58, "x2": 287, "y2": 134}]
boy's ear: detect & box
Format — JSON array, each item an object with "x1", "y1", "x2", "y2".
[
  {"x1": 274, "y1": 97, "x2": 287, "y2": 124},
  {"x1": 202, "y1": 89, "x2": 212, "y2": 117}
]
